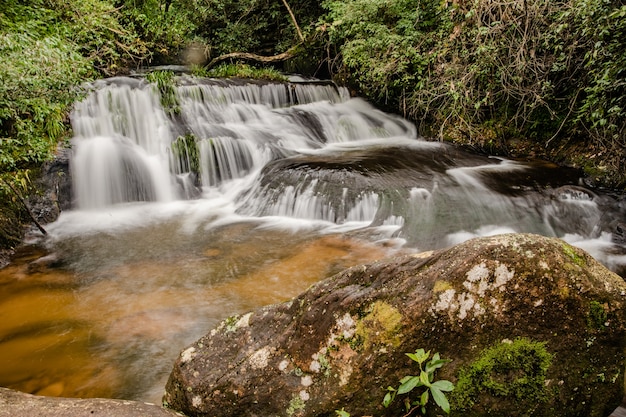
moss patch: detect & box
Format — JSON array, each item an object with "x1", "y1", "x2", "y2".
[
  {"x1": 587, "y1": 301, "x2": 608, "y2": 330},
  {"x1": 451, "y1": 338, "x2": 553, "y2": 415},
  {"x1": 561, "y1": 242, "x2": 586, "y2": 267},
  {"x1": 354, "y1": 301, "x2": 403, "y2": 350}
]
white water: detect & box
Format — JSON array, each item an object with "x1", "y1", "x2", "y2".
[
  {"x1": 60, "y1": 75, "x2": 626, "y2": 267},
  {"x1": 15, "y1": 75, "x2": 624, "y2": 402}
]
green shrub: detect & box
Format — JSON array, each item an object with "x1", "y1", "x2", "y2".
[
  {"x1": 0, "y1": 0, "x2": 150, "y2": 197},
  {"x1": 383, "y1": 348, "x2": 455, "y2": 415},
  {"x1": 113, "y1": 0, "x2": 199, "y2": 63},
  {"x1": 320, "y1": 0, "x2": 626, "y2": 184},
  {"x1": 0, "y1": 2, "x2": 92, "y2": 172},
  {"x1": 321, "y1": 0, "x2": 451, "y2": 108},
  {"x1": 145, "y1": 70, "x2": 180, "y2": 114}
]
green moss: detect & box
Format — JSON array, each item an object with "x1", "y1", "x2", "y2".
[
  {"x1": 354, "y1": 301, "x2": 403, "y2": 350},
  {"x1": 451, "y1": 338, "x2": 553, "y2": 414},
  {"x1": 317, "y1": 352, "x2": 331, "y2": 377},
  {"x1": 223, "y1": 315, "x2": 239, "y2": 333},
  {"x1": 171, "y1": 134, "x2": 199, "y2": 175},
  {"x1": 433, "y1": 280, "x2": 454, "y2": 292},
  {"x1": 587, "y1": 301, "x2": 608, "y2": 330},
  {"x1": 561, "y1": 243, "x2": 586, "y2": 267}
]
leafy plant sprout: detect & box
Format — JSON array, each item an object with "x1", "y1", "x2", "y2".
[{"x1": 383, "y1": 348, "x2": 455, "y2": 416}]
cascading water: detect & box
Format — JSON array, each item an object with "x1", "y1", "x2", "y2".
[
  {"x1": 2, "y1": 74, "x2": 625, "y2": 403},
  {"x1": 71, "y1": 78, "x2": 176, "y2": 208}
]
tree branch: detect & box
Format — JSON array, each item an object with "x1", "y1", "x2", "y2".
[
  {"x1": 204, "y1": 0, "x2": 305, "y2": 70},
  {"x1": 1, "y1": 177, "x2": 47, "y2": 236},
  {"x1": 281, "y1": 0, "x2": 304, "y2": 42},
  {"x1": 205, "y1": 45, "x2": 301, "y2": 70}
]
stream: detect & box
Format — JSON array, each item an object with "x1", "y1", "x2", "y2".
[{"x1": 1, "y1": 75, "x2": 625, "y2": 403}]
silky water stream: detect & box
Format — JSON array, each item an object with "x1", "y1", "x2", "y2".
[{"x1": 1, "y1": 75, "x2": 625, "y2": 403}]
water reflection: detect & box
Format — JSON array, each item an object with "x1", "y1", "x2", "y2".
[{"x1": 0, "y1": 222, "x2": 402, "y2": 402}]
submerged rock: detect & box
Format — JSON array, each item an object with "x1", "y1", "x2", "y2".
[
  {"x1": 164, "y1": 233, "x2": 626, "y2": 417},
  {"x1": 0, "y1": 387, "x2": 182, "y2": 417}
]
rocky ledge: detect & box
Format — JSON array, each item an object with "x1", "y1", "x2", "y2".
[
  {"x1": 0, "y1": 387, "x2": 182, "y2": 417},
  {"x1": 164, "y1": 233, "x2": 626, "y2": 417}
]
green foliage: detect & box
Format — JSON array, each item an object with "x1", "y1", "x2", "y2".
[
  {"x1": 335, "y1": 407, "x2": 350, "y2": 417},
  {"x1": 320, "y1": 0, "x2": 626, "y2": 184},
  {"x1": 171, "y1": 134, "x2": 199, "y2": 176},
  {"x1": 145, "y1": 70, "x2": 180, "y2": 114},
  {"x1": 113, "y1": 0, "x2": 200, "y2": 63},
  {"x1": 383, "y1": 348, "x2": 454, "y2": 415},
  {"x1": 567, "y1": 0, "x2": 626, "y2": 150},
  {"x1": 190, "y1": 0, "x2": 323, "y2": 58},
  {"x1": 0, "y1": 170, "x2": 35, "y2": 248},
  {"x1": 0, "y1": 0, "x2": 148, "y2": 176},
  {"x1": 451, "y1": 338, "x2": 553, "y2": 413},
  {"x1": 194, "y1": 63, "x2": 288, "y2": 82},
  {"x1": 321, "y1": 0, "x2": 450, "y2": 106},
  {"x1": 1, "y1": 1, "x2": 87, "y2": 173}
]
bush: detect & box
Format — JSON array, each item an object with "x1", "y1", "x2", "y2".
[
  {"x1": 113, "y1": 0, "x2": 199, "y2": 64},
  {"x1": 320, "y1": 0, "x2": 626, "y2": 185},
  {"x1": 0, "y1": 1, "x2": 91, "y2": 173},
  {"x1": 0, "y1": 0, "x2": 152, "y2": 213},
  {"x1": 321, "y1": 0, "x2": 451, "y2": 109}
]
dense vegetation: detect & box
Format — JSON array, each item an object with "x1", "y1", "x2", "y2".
[
  {"x1": 0, "y1": 0, "x2": 148, "y2": 248},
  {"x1": 321, "y1": 0, "x2": 626, "y2": 186},
  {"x1": 1, "y1": 0, "x2": 625, "y2": 249}
]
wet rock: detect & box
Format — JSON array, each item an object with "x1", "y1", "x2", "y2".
[
  {"x1": 29, "y1": 146, "x2": 73, "y2": 223},
  {"x1": 164, "y1": 233, "x2": 626, "y2": 417},
  {"x1": 239, "y1": 141, "x2": 491, "y2": 223},
  {"x1": 0, "y1": 387, "x2": 182, "y2": 417}
]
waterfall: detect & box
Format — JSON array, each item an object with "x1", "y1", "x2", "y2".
[
  {"x1": 29, "y1": 74, "x2": 626, "y2": 404},
  {"x1": 69, "y1": 76, "x2": 416, "y2": 212},
  {"x1": 66, "y1": 74, "x2": 626, "y2": 265},
  {"x1": 71, "y1": 79, "x2": 177, "y2": 208}
]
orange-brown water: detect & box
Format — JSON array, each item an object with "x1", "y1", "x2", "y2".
[{"x1": 0, "y1": 224, "x2": 402, "y2": 402}]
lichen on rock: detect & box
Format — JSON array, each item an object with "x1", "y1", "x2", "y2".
[{"x1": 353, "y1": 301, "x2": 403, "y2": 350}]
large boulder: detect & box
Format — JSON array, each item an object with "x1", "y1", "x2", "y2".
[
  {"x1": 164, "y1": 233, "x2": 626, "y2": 417},
  {"x1": 0, "y1": 387, "x2": 182, "y2": 417}
]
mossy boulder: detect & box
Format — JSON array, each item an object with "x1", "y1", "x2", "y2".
[{"x1": 164, "y1": 233, "x2": 626, "y2": 417}]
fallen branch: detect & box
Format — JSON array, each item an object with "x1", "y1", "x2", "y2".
[
  {"x1": 0, "y1": 177, "x2": 47, "y2": 236},
  {"x1": 205, "y1": 45, "x2": 301, "y2": 70}
]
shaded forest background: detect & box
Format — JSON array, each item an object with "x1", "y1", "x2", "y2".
[{"x1": 1, "y1": 0, "x2": 625, "y2": 248}]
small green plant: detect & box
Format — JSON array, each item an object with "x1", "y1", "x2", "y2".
[
  {"x1": 145, "y1": 70, "x2": 180, "y2": 114},
  {"x1": 335, "y1": 407, "x2": 350, "y2": 417},
  {"x1": 587, "y1": 301, "x2": 608, "y2": 330},
  {"x1": 383, "y1": 348, "x2": 454, "y2": 415},
  {"x1": 171, "y1": 134, "x2": 199, "y2": 175}
]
